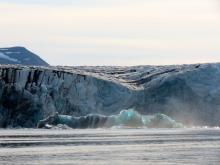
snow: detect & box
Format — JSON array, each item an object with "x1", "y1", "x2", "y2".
[
  {"x1": 0, "y1": 52, "x2": 19, "y2": 62},
  {"x1": 5, "y1": 52, "x2": 21, "y2": 54}
]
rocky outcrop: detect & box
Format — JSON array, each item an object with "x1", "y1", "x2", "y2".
[{"x1": 0, "y1": 63, "x2": 220, "y2": 128}]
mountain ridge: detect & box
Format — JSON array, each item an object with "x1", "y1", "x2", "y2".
[{"x1": 0, "y1": 46, "x2": 49, "y2": 66}]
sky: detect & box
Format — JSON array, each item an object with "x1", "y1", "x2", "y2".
[{"x1": 0, "y1": 0, "x2": 220, "y2": 66}]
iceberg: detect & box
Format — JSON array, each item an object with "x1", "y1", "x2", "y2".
[{"x1": 38, "y1": 109, "x2": 183, "y2": 129}]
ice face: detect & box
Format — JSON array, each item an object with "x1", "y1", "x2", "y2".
[{"x1": 1, "y1": 63, "x2": 220, "y2": 128}]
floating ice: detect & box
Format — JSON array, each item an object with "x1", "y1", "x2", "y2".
[
  {"x1": 38, "y1": 109, "x2": 183, "y2": 129},
  {"x1": 105, "y1": 109, "x2": 183, "y2": 128}
]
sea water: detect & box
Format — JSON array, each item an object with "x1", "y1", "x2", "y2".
[{"x1": 0, "y1": 128, "x2": 219, "y2": 165}]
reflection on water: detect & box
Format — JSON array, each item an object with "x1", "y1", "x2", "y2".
[{"x1": 0, "y1": 128, "x2": 219, "y2": 164}]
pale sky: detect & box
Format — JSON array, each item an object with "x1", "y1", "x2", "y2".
[{"x1": 0, "y1": 0, "x2": 220, "y2": 66}]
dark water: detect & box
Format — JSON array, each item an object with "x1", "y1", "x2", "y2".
[{"x1": 0, "y1": 128, "x2": 219, "y2": 164}]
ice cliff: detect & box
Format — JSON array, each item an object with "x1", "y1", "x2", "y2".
[{"x1": 0, "y1": 63, "x2": 220, "y2": 128}]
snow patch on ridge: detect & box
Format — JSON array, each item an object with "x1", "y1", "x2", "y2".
[
  {"x1": 5, "y1": 52, "x2": 21, "y2": 54},
  {"x1": 0, "y1": 52, "x2": 20, "y2": 63}
]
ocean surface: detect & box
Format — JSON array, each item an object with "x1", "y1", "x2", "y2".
[{"x1": 0, "y1": 128, "x2": 219, "y2": 165}]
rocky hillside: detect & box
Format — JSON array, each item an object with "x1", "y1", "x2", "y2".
[
  {"x1": 0, "y1": 47, "x2": 49, "y2": 66},
  {"x1": 0, "y1": 63, "x2": 220, "y2": 128}
]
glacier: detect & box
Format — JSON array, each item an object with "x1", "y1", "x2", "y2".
[{"x1": 0, "y1": 63, "x2": 220, "y2": 128}]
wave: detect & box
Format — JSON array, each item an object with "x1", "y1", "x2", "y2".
[{"x1": 37, "y1": 109, "x2": 184, "y2": 129}]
